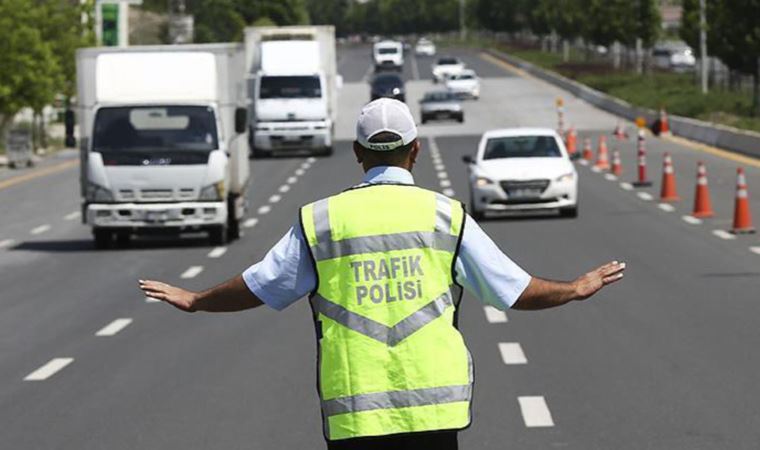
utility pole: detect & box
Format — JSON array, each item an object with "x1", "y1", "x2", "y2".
[
  {"x1": 699, "y1": 0, "x2": 708, "y2": 94},
  {"x1": 459, "y1": 0, "x2": 466, "y2": 41}
]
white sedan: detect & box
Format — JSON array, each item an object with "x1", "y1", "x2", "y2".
[
  {"x1": 415, "y1": 38, "x2": 436, "y2": 56},
  {"x1": 445, "y1": 69, "x2": 480, "y2": 99},
  {"x1": 463, "y1": 128, "x2": 578, "y2": 219},
  {"x1": 432, "y1": 56, "x2": 465, "y2": 83}
]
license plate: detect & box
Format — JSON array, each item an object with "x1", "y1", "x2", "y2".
[
  {"x1": 283, "y1": 135, "x2": 301, "y2": 142},
  {"x1": 145, "y1": 211, "x2": 168, "y2": 222},
  {"x1": 508, "y1": 188, "x2": 542, "y2": 199}
]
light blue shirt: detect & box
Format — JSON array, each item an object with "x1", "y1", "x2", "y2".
[{"x1": 243, "y1": 166, "x2": 531, "y2": 311}]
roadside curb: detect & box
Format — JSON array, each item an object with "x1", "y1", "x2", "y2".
[{"x1": 483, "y1": 48, "x2": 760, "y2": 161}]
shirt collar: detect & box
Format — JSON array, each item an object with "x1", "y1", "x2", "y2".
[{"x1": 362, "y1": 166, "x2": 415, "y2": 185}]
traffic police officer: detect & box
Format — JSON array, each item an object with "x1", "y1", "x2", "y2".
[{"x1": 140, "y1": 98, "x2": 626, "y2": 450}]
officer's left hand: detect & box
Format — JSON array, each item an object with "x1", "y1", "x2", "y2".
[{"x1": 573, "y1": 261, "x2": 626, "y2": 300}]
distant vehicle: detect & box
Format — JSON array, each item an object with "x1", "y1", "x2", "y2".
[
  {"x1": 75, "y1": 44, "x2": 250, "y2": 248},
  {"x1": 653, "y1": 43, "x2": 696, "y2": 72},
  {"x1": 245, "y1": 26, "x2": 341, "y2": 158},
  {"x1": 420, "y1": 91, "x2": 463, "y2": 124},
  {"x1": 415, "y1": 38, "x2": 436, "y2": 56},
  {"x1": 445, "y1": 69, "x2": 480, "y2": 99},
  {"x1": 463, "y1": 128, "x2": 578, "y2": 219},
  {"x1": 432, "y1": 56, "x2": 465, "y2": 83},
  {"x1": 370, "y1": 73, "x2": 405, "y2": 102},
  {"x1": 373, "y1": 40, "x2": 404, "y2": 71}
]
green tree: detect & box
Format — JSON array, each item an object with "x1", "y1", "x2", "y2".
[{"x1": 193, "y1": 0, "x2": 247, "y2": 43}]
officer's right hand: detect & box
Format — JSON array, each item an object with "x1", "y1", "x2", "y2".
[{"x1": 139, "y1": 280, "x2": 198, "y2": 312}]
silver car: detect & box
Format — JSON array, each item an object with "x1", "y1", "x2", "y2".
[{"x1": 419, "y1": 91, "x2": 463, "y2": 124}]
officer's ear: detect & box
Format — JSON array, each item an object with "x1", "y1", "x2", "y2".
[
  {"x1": 409, "y1": 139, "x2": 420, "y2": 165},
  {"x1": 353, "y1": 141, "x2": 364, "y2": 164}
]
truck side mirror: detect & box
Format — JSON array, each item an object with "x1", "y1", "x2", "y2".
[
  {"x1": 235, "y1": 107, "x2": 247, "y2": 134},
  {"x1": 64, "y1": 109, "x2": 76, "y2": 148},
  {"x1": 462, "y1": 155, "x2": 474, "y2": 164}
]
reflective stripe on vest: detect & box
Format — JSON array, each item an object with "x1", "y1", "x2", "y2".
[{"x1": 322, "y1": 383, "x2": 472, "y2": 416}]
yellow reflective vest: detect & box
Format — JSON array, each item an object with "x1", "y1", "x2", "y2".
[{"x1": 300, "y1": 183, "x2": 472, "y2": 441}]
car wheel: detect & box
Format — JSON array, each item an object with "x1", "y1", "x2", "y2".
[
  {"x1": 559, "y1": 206, "x2": 578, "y2": 218},
  {"x1": 251, "y1": 147, "x2": 271, "y2": 159},
  {"x1": 469, "y1": 192, "x2": 485, "y2": 221}
]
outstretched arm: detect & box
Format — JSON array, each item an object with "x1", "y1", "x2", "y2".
[
  {"x1": 139, "y1": 275, "x2": 263, "y2": 313},
  {"x1": 512, "y1": 261, "x2": 626, "y2": 310}
]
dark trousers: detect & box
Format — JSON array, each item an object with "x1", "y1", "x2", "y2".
[{"x1": 326, "y1": 431, "x2": 458, "y2": 450}]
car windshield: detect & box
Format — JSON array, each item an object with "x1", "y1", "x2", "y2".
[
  {"x1": 373, "y1": 75, "x2": 402, "y2": 88},
  {"x1": 453, "y1": 74, "x2": 474, "y2": 80},
  {"x1": 437, "y1": 58, "x2": 459, "y2": 65},
  {"x1": 423, "y1": 92, "x2": 455, "y2": 102},
  {"x1": 483, "y1": 136, "x2": 562, "y2": 159},
  {"x1": 92, "y1": 106, "x2": 218, "y2": 153},
  {"x1": 378, "y1": 47, "x2": 398, "y2": 54},
  {"x1": 259, "y1": 75, "x2": 322, "y2": 99}
]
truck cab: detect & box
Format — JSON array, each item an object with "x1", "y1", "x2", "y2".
[{"x1": 373, "y1": 40, "x2": 404, "y2": 72}]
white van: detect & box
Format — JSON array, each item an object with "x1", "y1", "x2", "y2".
[{"x1": 373, "y1": 40, "x2": 404, "y2": 71}]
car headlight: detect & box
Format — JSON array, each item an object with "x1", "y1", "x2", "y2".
[
  {"x1": 555, "y1": 172, "x2": 575, "y2": 183},
  {"x1": 86, "y1": 182, "x2": 114, "y2": 202},
  {"x1": 199, "y1": 181, "x2": 225, "y2": 201},
  {"x1": 475, "y1": 177, "x2": 494, "y2": 187}
]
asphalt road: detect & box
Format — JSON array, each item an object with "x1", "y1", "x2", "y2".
[{"x1": 1, "y1": 46, "x2": 759, "y2": 449}]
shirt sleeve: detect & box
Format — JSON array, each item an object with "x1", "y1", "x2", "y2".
[
  {"x1": 454, "y1": 214, "x2": 532, "y2": 310},
  {"x1": 241, "y1": 222, "x2": 316, "y2": 311}
]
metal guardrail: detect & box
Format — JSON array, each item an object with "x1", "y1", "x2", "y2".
[{"x1": 485, "y1": 48, "x2": 760, "y2": 160}]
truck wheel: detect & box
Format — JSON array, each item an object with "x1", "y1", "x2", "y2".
[
  {"x1": 93, "y1": 229, "x2": 112, "y2": 250},
  {"x1": 319, "y1": 146, "x2": 333, "y2": 157},
  {"x1": 115, "y1": 232, "x2": 131, "y2": 248},
  {"x1": 251, "y1": 147, "x2": 271, "y2": 159},
  {"x1": 227, "y1": 212, "x2": 241, "y2": 241},
  {"x1": 457, "y1": 115, "x2": 464, "y2": 123},
  {"x1": 209, "y1": 225, "x2": 228, "y2": 245}
]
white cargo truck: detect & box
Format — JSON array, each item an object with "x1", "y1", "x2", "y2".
[
  {"x1": 244, "y1": 26, "x2": 340, "y2": 158},
  {"x1": 75, "y1": 44, "x2": 250, "y2": 248}
]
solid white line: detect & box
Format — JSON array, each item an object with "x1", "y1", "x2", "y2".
[
  {"x1": 180, "y1": 266, "x2": 204, "y2": 279},
  {"x1": 484, "y1": 306, "x2": 508, "y2": 323},
  {"x1": 269, "y1": 194, "x2": 282, "y2": 203},
  {"x1": 30, "y1": 224, "x2": 51, "y2": 235},
  {"x1": 750, "y1": 246, "x2": 760, "y2": 255},
  {"x1": 145, "y1": 296, "x2": 161, "y2": 303},
  {"x1": 498, "y1": 342, "x2": 527, "y2": 365},
  {"x1": 442, "y1": 188, "x2": 456, "y2": 197},
  {"x1": 440, "y1": 179, "x2": 452, "y2": 188},
  {"x1": 518, "y1": 396, "x2": 555, "y2": 427},
  {"x1": 437, "y1": 171, "x2": 448, "y2": 180},
  {"x1": 207, "y1": 246, "x2": 228, "y2": 258},
  {"x1": 295, "y1": 168, "x2": 305, "y2": 176},
  {"x1": 95, "y1": 318, "x2": 133, "y2": 336},
  {"x1": 682, "y1": 215, "x2": 703, "y2": 225},
  {"x1": 258, "y1": 205, "x2": 271, "y2": 215},
  {"x1": 243, "y1": 218, "x2": 258, "y2": 228},
  {"x1": 0, "y1": 239, "x2": 15, "y2": 249},
  {"x1": 24, "y1": 358, "x2": 74, "y2": 381},
  {"x1": 637, "y1": 192, "x2": 653, "y2": 201},
  {"x1": 604, "y1": 174, "x2": 618, "y2": 181},
  {"x1": 278, "y1": 184, "x2": 290, "y2": 193},
  {"x1": 658, "y1": 203, "x2": 675, "y2": 212},
  {"x1": 711, "y1": 229, "x2": 736, "y2": 240},
  {"x1": 620, "y1": 182, "x2": 634, "y2": 191},
  {"x1": 287, "y1": 176, "x2": 298, "y2": 184},
  {"x1": 64, "y1": 211, "x2": 80, "y2": 221}
]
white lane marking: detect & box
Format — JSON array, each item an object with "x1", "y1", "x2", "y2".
[
  {"x1": 362, "y1": 64, "x2": 374, "y2": 82},
  {"x1": 64, "y1": 211, "x2": 80, "y2": 221},
  {"x1": 269, "y1": 194, "x2": 282, "y2": 204},
  {"x1": 578, "y1": 159, "x2": 589, "y2": 166},
  {"x1": 658, "y1": 203, "x2": 675, "y2": 212},
  {"x1": 443, "y1": 188, "x2": 456, "y2": 197},
  {"x1": 434, "y1": 163, "x2": 445, "y2": 171},
  {"x1": 278, "y1": 184, "x2": 290, "y2": 193},
  {"x1": 484, "y1": 306, "x2": 508, "y2": 323},
  {"x1": 0, "y1": 239, "x2": 15, "y2": 249},
  {"x1": 590, "y1": 166, "x2": 601, "y2": 173},
  {"x1": 750, "y1": 246, "x2": 760, "y2": 255},
  {"x1": 287, "y1": 176, "x2": 298, "y2": 184},
  {"x1": 243, "y1": 218, "x2": 258, "y2": 228},
  {"x1": 712, "y1": 229, "x2": 736, "y2": 240},
  {"x1": 180, "y1": 266, "x2": 204, "y2": 279},
  {"x1": 24, "y1": 358, "x2": 74, "y2": 381},
  {"x1": 440, "y1": 179, "x2": 452, "y2": 188},
  {"x1": 620, "y1": 182, "x2": 634, "y2": 191},
  {"x1": 95, "y1": 318, "x2": 133, "y2": 336},
  {"x1": 637, "y1": 192, "x2": 653, "y2": 201},
  {"x1": 498, "y1": 342, "x2": 527, "y2": 365},
  {"x1": 410, "y1": 52, "x2": 420, "y2": 80},
  {"x1": 258, "y1": 205, "x2": 271, "y2": 215},
  {"x1": 207, "y1": 246, "x2": 228, "y2": 258},
  {"x1": 682, "y1": 215, "x2": 703, "y2": 225},
  {"x1": 437, "y1": 171, "x2": 448, "y2": 180},
  {"x1": 604, "y1": 174, "x2": 618, "y2": 181},
  {"x1": 30, "y1": 224, "x2": 51, "y2": 235},
  {"x1": 518, "y1": 396, "x2": 555, "y2": 427},
  {"x1": 300, "y1": 162, "x2": 311, "y2": 170},
  {"x1": 145, "y1": 296, "x2": 161, "y2": 303},
  {"x1": 307, "y1": 157, "x2": 317, "y2": 163}
]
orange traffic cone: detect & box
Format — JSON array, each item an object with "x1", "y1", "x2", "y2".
[
  {"x1": 613, "y1": 122, "x2": 627, "y2": 140},
  {"x1": 595, "y1": 135, "x2": 610, "y2": 170},
  {"x1": 582, "y1": 137, "x2": 593, "y2": 161},
  {"x1": 632, "y1": 130, "x2": 652, "y2": 187},
  {"x1": 659, "y1": 153, "x2": 680, "y2": 202},
  {"x1": 565, "y1": 126, "x2": 577, "y2": 156},
  {"x1": 611, "y1": 150, "x2": 623, "y2": 176},
  {"x1": 659, "y1": 108, "x2": 672, "y2": 136},
  {"x1": 731, "y1": 167, "x2": 755, "y2": 234},
  {"x1": 692, "y1": 161, "x2": 714, "y2": 218}
]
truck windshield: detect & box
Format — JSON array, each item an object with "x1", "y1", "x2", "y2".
[
  {"x1": 92, "y1": 106, "x2": 218, "y2": 153},
  {"x1": 378, "y1": 48, "x2": 398, "y2": 54},
  {"x1": 259, "y1": 76, "x2": 322, "y2": 99}
]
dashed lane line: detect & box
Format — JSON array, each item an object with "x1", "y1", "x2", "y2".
[
  {"x1": 440, "y1": 179, "x2": 451, "y2": 188},
  {"x1": 604, "y1": 173, "x2": 618, "y2": 181},
  {"x1": 95, "y1": 318, "x2": 133, "y2": 336},
  {"x1": 518, "y1": 396, "x2": 555, "y2": 428},
  {"x1": 620, "y1": 182, "x2": 633, "y2": 191},
  {"x1": 437, "y1": 172, "x2": 448, "y2": 180},
  {"x1": 180, "y1": 266, "x2": 204, "y2": 279},
  {"x1": 750, "y1": 246, "x2": 760, "y2": 255},
  {"x1": 278, "y1": 184, "x2": 290, "y2": 193},
  {"x1": 307, "y1": 157, "x2": 317, "y2": 163},
  {"x1": 207, "y1": 246, "x2": 228, "y2": 258},
  {"x1": 24, "y1": 358, "x2": 74, "y2": 381},
  {"x1": 498, "y1": 342, "x2": 527, "y2": 365},
  {"x1": 658, "y1": 203, "x2": 675, "y2": 212},
  {"x1": 484, "y1": 306, "x2": 508, "y2": 323},
  {"x1": 30, "y1": 224, "x2": 51, "y2": 235},
  {"x1": 269, "y1": 194, "x2": 282, "y2": 203},
  {"x1": 443, "y1": 188, "x2": 456, "y2": 197},
  {"x1": 64, "y1": 211, "x2": 80, "y2": 221},
  {"x1": 682, "y1": 215, "x2": 703, "y2": 225},
  {"x1": 243, "y1": 218, "x2": 259, "y2": 228},
  {"x1": 0, "y1": 239, "x2": 15, "y2": 249},
  {"x1": 295, "y1": 168, "x2": 305, "y2": 176},
  {"x1": 712, "y1": 230, "x2": 736, "y2": 240},
  {"x1": 637, "y1": 192, "x2": 653, "y2": 201},
  {"x1": 258, "y1": 205, "x2": 272, "y2": 215},
  {"x1": 287, "y1": 176, "x2": 298, "y2": 184}
]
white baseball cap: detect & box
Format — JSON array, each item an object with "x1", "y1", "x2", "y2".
[{"x1": 356, "y1": 98, "x2": 418, "y2": 151}]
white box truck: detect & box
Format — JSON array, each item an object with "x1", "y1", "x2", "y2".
[
  {"x1": 75, "y1": 44, "x2": 250, "y2": 248},
  {"x1": 244, "y1": 26, "x2": 340, "y2": 158}
]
